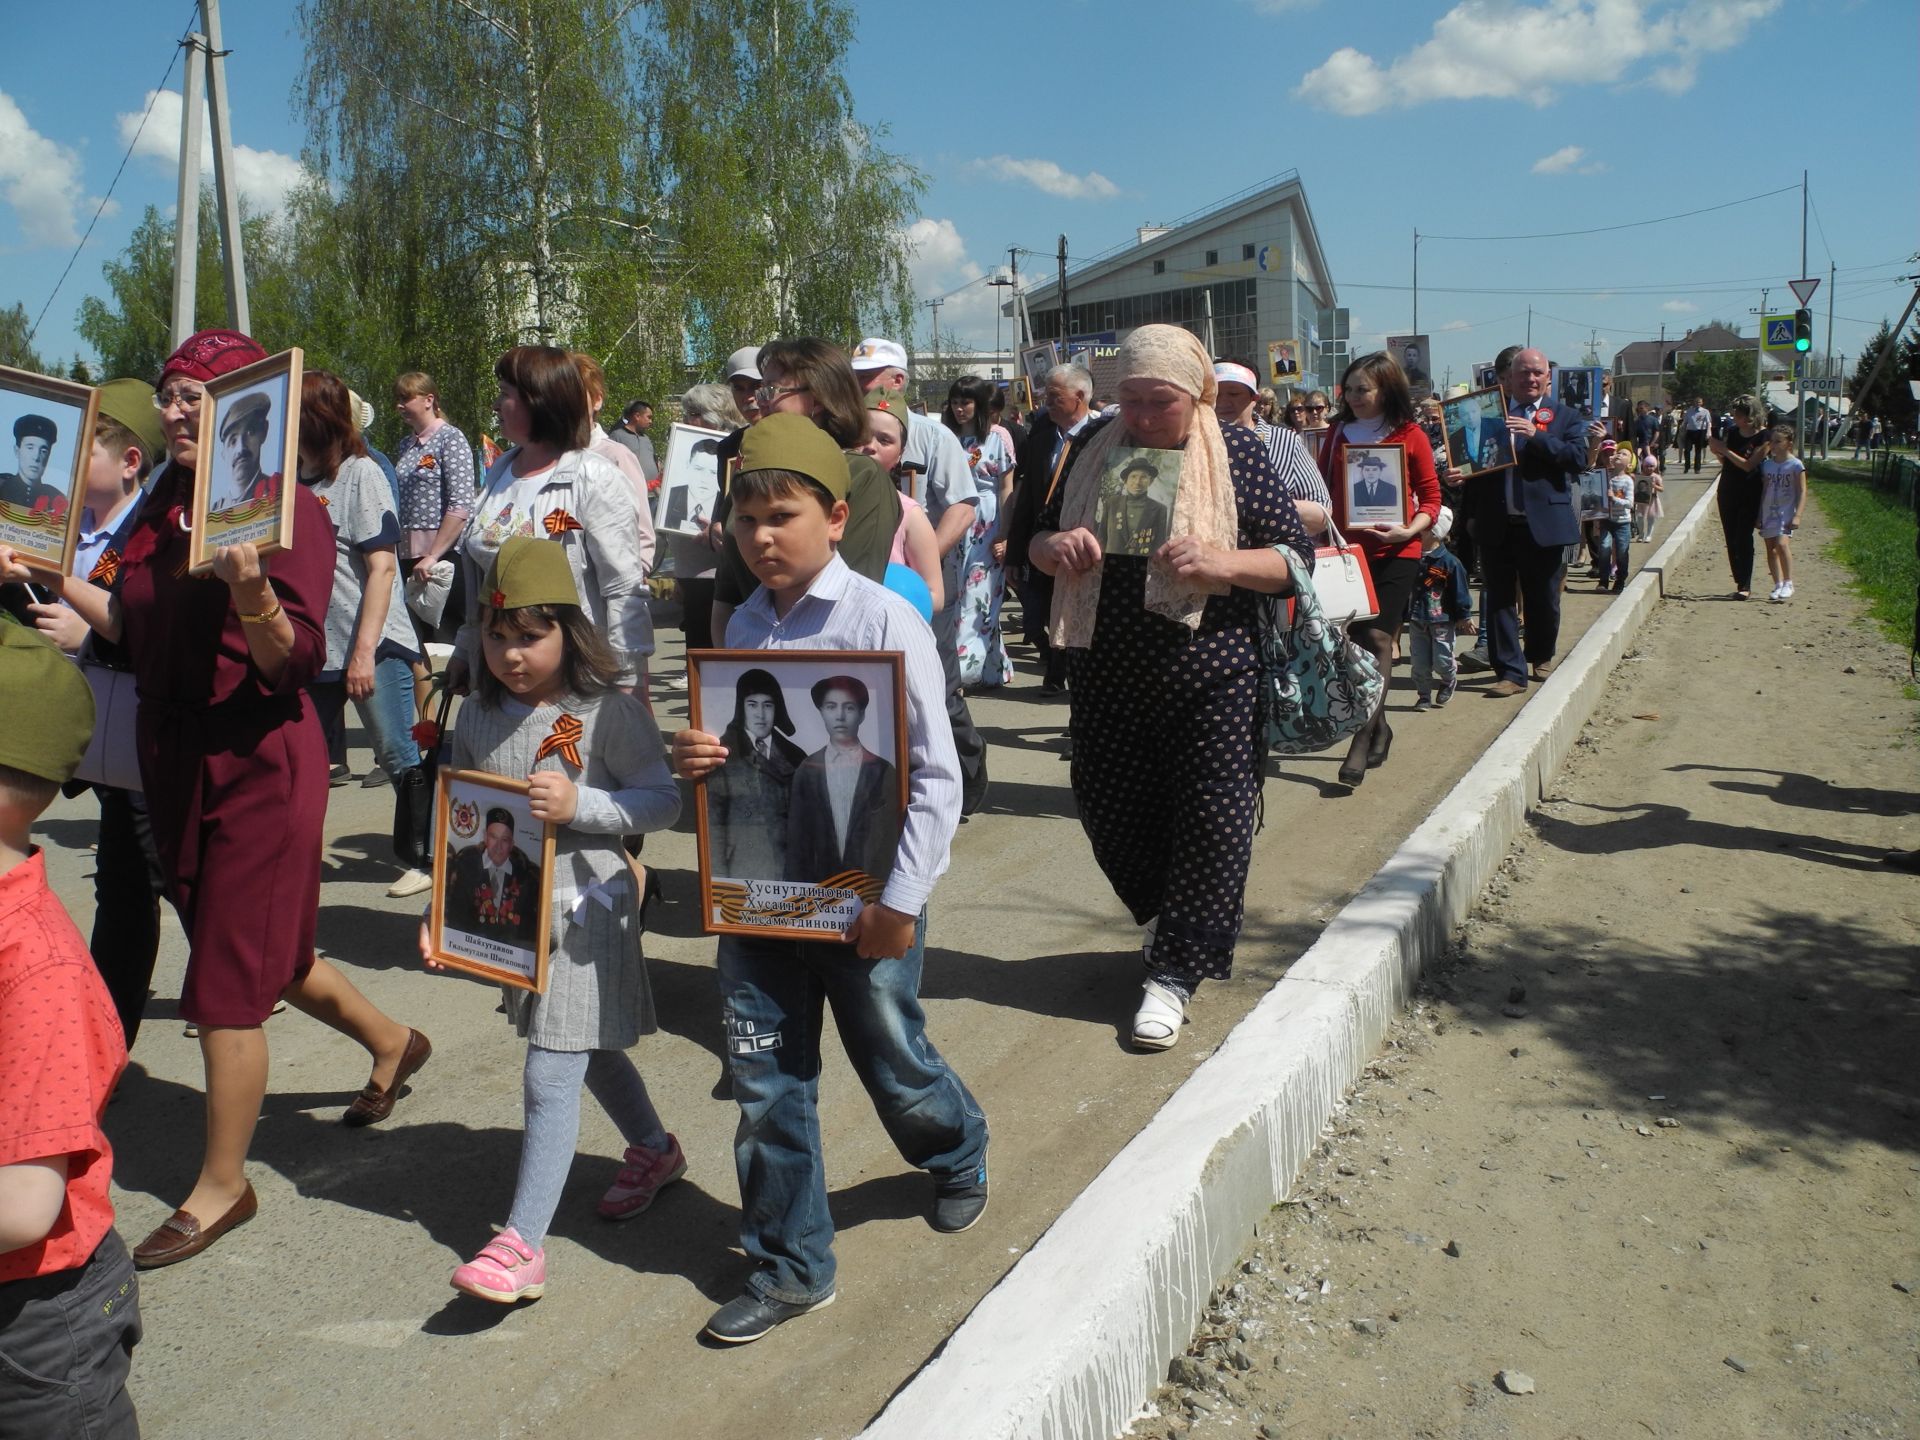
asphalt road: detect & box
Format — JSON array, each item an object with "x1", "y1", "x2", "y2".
[{"x1": 36, "y1": 472, "x2": 1710, "y2": 1440}]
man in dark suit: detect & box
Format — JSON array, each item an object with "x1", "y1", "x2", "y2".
[
  {"x1": 447, "y1": 808, "x2": 541, "y2": 946},
  {"x1": 1004, "y1": 364, "x2": 1104, "y2": 693},
  {"x1": 1469, "y1": 347, "x2": 1601, "y2": 696},
  {"x1": 785, "y1": 676, "x2": 901, "y2": 886}
]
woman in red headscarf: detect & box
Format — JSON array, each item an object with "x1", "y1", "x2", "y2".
[{"x1": 1, "y1": 330, "x2": 431, "y2": 1269}]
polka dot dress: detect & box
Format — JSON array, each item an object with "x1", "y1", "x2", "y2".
[{"x1": 1042, "y1": 424, "x2": 1314, "y2": 986}]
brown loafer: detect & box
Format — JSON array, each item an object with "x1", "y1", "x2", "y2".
[
  {"x1": 133, "y1": 1182, "x2": 257, "y2": 1269},
  {"x1": 1485, "y1": 679, "x2": 1527, "y2": 698},
  {"x1": 1530, "y1": 659, "x2": 1556, "y2": 680},
  {"x1": 343, "y1": 1027, "x2": 432, "y2": 1127}
]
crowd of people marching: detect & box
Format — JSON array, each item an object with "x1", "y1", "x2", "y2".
[{"x1": 0, "y1": 320, "x2": 1822, "y2": 1433}]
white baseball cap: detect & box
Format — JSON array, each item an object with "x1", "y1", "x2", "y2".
[
  {"x1": 724, "y1": 345, "x2": 763, "y2": 382},
  {"x1": 1213, "y1": 362, "x2": 1260, "y2": 393},
  {"x1": 850, "y1": 337, "x2": 909, "y2": 372}
]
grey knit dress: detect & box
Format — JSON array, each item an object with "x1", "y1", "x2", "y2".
[{"x1": 451, "y1": 690, "x2": 679, "y2": 1050}]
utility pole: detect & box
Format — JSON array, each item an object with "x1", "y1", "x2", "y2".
[
  {"x1": 1754, "y1": 287, "x2": 1769, "y2": 392},
  {"x1": 1202, "y1": 289, "x2": 1216, "y2": 356},
  {"x1": 1411, "y1": 230, "x2": 1419, "y2": 338},
  {"x1": 923, "y1": 297, "x2": 944, "y2": 383},
  {"x1": 1820, "y1": 259, "x2": 1836, "y2": 456},
  {"x1": 1057, "y1": 235, "x2": 1069, "y2": 347},
  {"x1": 169, "y1": 0, "x2": 250, "y2": 346},
  {"x1": 1800, "y1": 170, "x2": 1808, "y2": 286},
  {"x1": 1007, "y1": 245, "x2": 1027, "y2": 350},
  {"x1": 1526, "y1": 306, "x2": 1532, "y2": 346}
]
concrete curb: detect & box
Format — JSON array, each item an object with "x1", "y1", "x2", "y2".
[{"x1": 859, "y1": 484, "x2": 1725, "y2": 1440}]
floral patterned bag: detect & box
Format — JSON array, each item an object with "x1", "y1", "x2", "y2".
[{"x1": 1256, "y1": 557, "x2": 1385, "y2": 756}]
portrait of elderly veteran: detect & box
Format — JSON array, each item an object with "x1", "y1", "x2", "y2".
[
  {"x1": 785, "y1": 674, "x2": 901, "y2": 887},
  {"x1": 1096, "y1": 454, "x2": 1172, "y2": 557},
  {"x1": 0, "y1": 413, "x2": 65, "y2": 514},
  {"x1": 1348, "y1": 449, "x2": 1400, "y2": 512},
  {"x1": 1467, "y1": 346, "x2": 1598, "y2": 696},
  {"x1": 209, "y1": 391, "x2": 282, "y2": 512},
  {"x1": 708, "y1": 667, "x2": 806, "y2": 880},
  {"x1": 446, "y1": 805, "x2": 542, "y2": 946}
]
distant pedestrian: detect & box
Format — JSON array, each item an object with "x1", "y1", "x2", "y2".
[
  {"x1": 1707, "y1": 393, "x2": 1768, "y2": 599},
  {"x1": 611, "y1": 400, "x2": 659, "y2": 484},
  {"x1": 1681, "y1": 396, "x2": 1712, "y2": 474},
  {"x1": 1632, "y1": 451, "x2": 1664, "y2": 541}
]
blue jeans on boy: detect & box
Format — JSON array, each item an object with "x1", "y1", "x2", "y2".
[
  {"x1": 1595, "y1": 519, "x2": 1631, "y2": 586},
  {"x1": 716, "y1": 911, "x2": 988, "y2": 1305},
  {"x1": 1410, "y1": 618, "x2": 1458, "y2": 703}
]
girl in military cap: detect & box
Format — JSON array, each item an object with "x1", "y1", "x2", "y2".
[{"x1": 426, "y1": 535, "x2": 683, "y2": 1303}]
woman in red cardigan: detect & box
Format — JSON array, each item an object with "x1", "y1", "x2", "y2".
[{"x1": 1317, "y1": 353, "x2": 1442, "y2": 787}]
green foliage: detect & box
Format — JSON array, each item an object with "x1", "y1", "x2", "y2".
[
  {"x1": 1665, "y1": 349, "x2": 1765, "y2": 416},
  {"x1": 1847, "y1": 319, "x2": 1920, "y2": 435},
  {"x1": 1808, "y1": 459, "x2": 1920, "y2": 649},
  {"x1": 75, "y1": 197, "x2": 238, "y2": 382},
  {"x1": 0, "y1": 303, "x2": 48, "y2": 374}
]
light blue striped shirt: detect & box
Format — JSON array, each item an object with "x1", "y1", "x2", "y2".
[{"x1": 725, "y1": 552, "x2": 961, "y2": 915}]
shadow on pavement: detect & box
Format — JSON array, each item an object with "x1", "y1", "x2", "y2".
[
  {"x1": 1432, "y1": 906, "x2": 1919, "y2": 1166},
  {"x1": 1532, "y1": 798, "x2": 1896, "y2": 872},
  {"x1": 1665, "y1": 764, "x2": 1920, "y2": 818}
]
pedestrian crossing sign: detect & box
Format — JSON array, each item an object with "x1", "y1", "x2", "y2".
[{"x1": 1762, "y1": 315, "x2": 1798, "y2": 351}]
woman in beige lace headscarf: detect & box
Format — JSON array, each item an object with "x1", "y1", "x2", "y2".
[{"x1": 1028, "y1": 324, "x2": 1315, "y2": 1051}]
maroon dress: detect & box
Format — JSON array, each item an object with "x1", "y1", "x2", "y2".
[{"x1": 116, "y1": 461, "x2": 336, "y2": 1027}]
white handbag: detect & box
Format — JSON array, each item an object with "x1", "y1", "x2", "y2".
[
  {"x1": 74, "y1": 662, "x2": 143, "y2": 793},
  {"x1": 1307, "y1": 524, "x2": 1380, "y2": 627}
]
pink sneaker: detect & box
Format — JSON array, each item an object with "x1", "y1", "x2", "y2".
[
  {"x1": 450, "y1": 1227, "x2": 546, "y2": 1303},
  {"x1": 597, "y1": 1135, "x2": 687, "y2": 1221}
]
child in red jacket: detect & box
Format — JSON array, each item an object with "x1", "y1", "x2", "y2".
[{"x1": 0, "y1": 621, "x2": 140, "y2": 1438}]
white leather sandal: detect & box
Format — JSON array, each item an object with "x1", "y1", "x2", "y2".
[{"x1": 1131, "y1": 978, "x2": 1187, "y2": 1051}]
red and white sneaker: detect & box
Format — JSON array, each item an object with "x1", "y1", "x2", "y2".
[
  {"x1": 597, "y1": 1135, "x2": 688, "y2": 1221},
  {"x1": 450, "y1": 1227, "x2": 546, "y2": 1303}
]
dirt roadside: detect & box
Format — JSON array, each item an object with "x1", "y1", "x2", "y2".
[{"x1": 1130, "y1": 503, "x2": 1920, "y2": 1439}]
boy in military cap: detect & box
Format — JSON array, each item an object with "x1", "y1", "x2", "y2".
[
  {"x1": 0, "y1": 624, "x2": 142, "y2": 1438},
  {"x1": 671, "y1": 413, "x2": 987, "y2": 1344}
]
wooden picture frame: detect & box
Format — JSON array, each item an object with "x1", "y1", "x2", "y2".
[
  {"x1": 428, "y1": 767, "x2": 556, "y2": 992},
  {"x1": 0, "y1": 364, "x2": 100, "y2": 577},
  {"x1": 1341, "y1": 442, "x2": 1408, "y2": 527},
  {"x1": 1441, "y1": 386, "x2": 1517, "y2": 480},
  {"x1": 1018, "y1": 340, "x2": 1060, "y2": 398},
  {"x1": 189, "y1": 347, "x2": 302, "y2": 573},
  {"x1": 689, "y1": 648, "x2": 910, "y2": 942}
]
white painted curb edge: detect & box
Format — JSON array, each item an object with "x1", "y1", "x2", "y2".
[{"x1": 859, "y1": 485, "x2": 1724, "y2": 1440}]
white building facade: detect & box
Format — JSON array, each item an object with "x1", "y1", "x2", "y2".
[{"x1": 1013, "y1": 172, "x2": 1340, "y2": 392}]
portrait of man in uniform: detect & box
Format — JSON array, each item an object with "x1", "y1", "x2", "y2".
[
  {"x1": 0, "y1": 414, "x2": 66, "y2": 516},
  {"x1": 208, "y1": 391, "x2": 282, "y2": 512},
  {"x1": 446, "y1": 807, "x2": 542, "y2": 946},
  {"x1": 1095, "y1": 453, "x2": 1173, "y2": 557}
]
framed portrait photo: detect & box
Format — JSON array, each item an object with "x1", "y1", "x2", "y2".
[
  {"x1": 0, "y1": 365, "x2": 100, "y2": 577},
  {"x1": 429, "y1": 768, "x2": 556, "y2": 992},
  {"x1": 1555, "y1": 365, "x2": 1605, "y2": 418},
  {"x1": 1576, "y1": 469, "x2": 1610, "y2": 521},
  {"x1": 1018, "y1": 340, "x2": 1060, "y2": 398},
  {"x1": 1008, "y1": 375, "x2": 1033, "y2": 412},
  {"x1": 1441, "y1": 386, "x2": 1516, "y2": 480},
  {"x1": 655, "y1": 422, "x2": 727, "y2": 537},
  {"x1": 190, "y1": 347, "x2": 301, "y2": 573},
  {"x1": 1341, "y1": 443, "x2": 1408, "y2": 527},
  {"x1": 689, "y1": 649, "x2": 909, "y2": 942},
  {"x1": 1092, "y1": 445, "x2": 1180, "y2": 558}
]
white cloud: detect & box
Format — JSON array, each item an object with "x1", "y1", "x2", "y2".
[
  {"x1": 0, "y1": 90, "x2": 91, "y2": 246},
  {"x1": 1532, "y1": 145, "x2": 1583, "y2": 174},
  {"x1": 1439, "y1": 319, "x2": 1473, "y2": 332},
  {"x1": 1661, "y1": 299, "x2": 1699, "y2": 313},
  {"x1": 901, "y1": 217, "x2": 1012, "y2": 351},
  {"x1": 966, "y1": 155, "x2": 1119, "y2": 201},
  {"x1": 1295, "y1": 0, "x2": 1782, "y2": 115},
  {"x1": 118, "y1": 90, "x2": 309, "y2": 213}
]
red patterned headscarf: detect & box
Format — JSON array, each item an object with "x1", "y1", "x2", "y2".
[{"x1": 158, "y1": 328, "x2": 267, "y2": 384}]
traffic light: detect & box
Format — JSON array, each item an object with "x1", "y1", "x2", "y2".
[{"x1": 1793, "y1": 308, "x2": 1812, "y2": 352}]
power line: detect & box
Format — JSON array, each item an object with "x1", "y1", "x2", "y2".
[
  {"x1": 28, "y1": 4, "x2": 199, "y2": 345},
  {"x1": 1418, "y1": 184, "x2": 1800, "y2": 243}
]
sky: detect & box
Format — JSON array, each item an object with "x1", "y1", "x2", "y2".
[{"x1": 3, "y1": 0, "x2": 1916, "y2": 392}]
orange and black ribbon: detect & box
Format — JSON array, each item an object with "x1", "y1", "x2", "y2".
[
  {"x1": 536, "y1": 713, "x2": 584, "y2": 767},
  {"x1": 88, "y1": 548, "x2": 121, "y2": 586},
  {"x1": 542, "y1": 508, "x2": 582, "y2": 536}
]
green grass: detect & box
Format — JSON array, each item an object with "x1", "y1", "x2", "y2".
[{"x1": 1808, "y1": 460, "x2": 1918, "y2": 648}]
